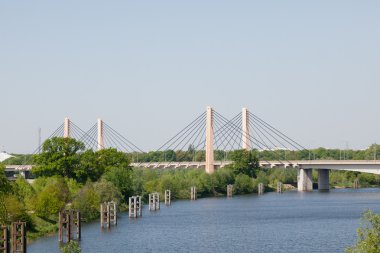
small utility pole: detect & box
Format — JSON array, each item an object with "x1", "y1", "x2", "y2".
[
  {"x1": 38, "y1": 127, "x2": 42, "y2": 153},
  {"x1": 374, "y1": 143, "x2": 377, "y2": 161}
]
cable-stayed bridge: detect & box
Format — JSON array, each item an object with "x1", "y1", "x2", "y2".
[{"x1": 5, "y1": 106, "x2": 380, "y2": 191}]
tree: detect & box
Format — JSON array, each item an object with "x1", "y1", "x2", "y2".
[
  {"x1": 347, "y1": 210, "x2": 380, "y2": 253},
  {"x1": 103, "y1": 167, "x2": 133, "y2": 201},
  {"x1": 93, "y1": 179, "x2": 122, "y2": 203},
  {"x1": 96, "y1": 148, "x2": 131, "y2": 173},
  {"x1": 34, "y1": 177, "x2": 70, "y2": 217},
  {"x1": 72, "y1": 183, "x2": 100, "y2": 221},
  {"x1": 33, "y1": 137, "x2": 85, "y2": 180},
  {"x1": 228, "y1": 150, "x2": 260, "y2": 178},
  {"x1": 0, "y1": 165, "x2": 11, "y2": 192}
]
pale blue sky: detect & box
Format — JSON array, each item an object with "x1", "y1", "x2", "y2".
[{"x1": 1, "y1": 1, "x2": 379, "y2": 153}]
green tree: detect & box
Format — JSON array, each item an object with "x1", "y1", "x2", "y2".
[
  {"x1": 34, "y1": 177, "x2": 70, "y2": 217},
  {"x1": 96, "y1": 148, "x2": 131, "y2": 172},
  {"x1": 33, "y1": 137, "x2": 85, "y2": 181},
  {"x1": 72, "y1": 183, "x2": 100, "y2": 221},
  {"x1": 103, "y1": 167, "x2": 133, "y2": 201},
  {"x1": 0, "y1": 164, "x2": 11, "y2": 193},
  {"x1": 93, "y1": 179, "x2": 122, "y2": 203},
  {"x1": 347, "y1": 210, "x2": 380, "y2": 253},
  {"x1": 228, "y1": 150, "x2": 259, "y2": 178}
]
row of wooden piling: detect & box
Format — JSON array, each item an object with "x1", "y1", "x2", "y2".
[
  {"x1": 0, "y1": 222, "x2": 27, "y2": 253},
  {"x1": 59, "y1": 210, "x2": 81, "y2": 243},
  {"x1": 129, "y1": 196, "x2": 142, "y2": 218},
  {"x1": 100, "y1": 202, "x2": 117, "y2": 229}
]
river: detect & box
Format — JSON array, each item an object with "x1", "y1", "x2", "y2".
[{"x1": 28, "y1": 188, "x2": 380, "y2": 253}]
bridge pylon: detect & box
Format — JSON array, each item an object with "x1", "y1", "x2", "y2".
[
  {"x1": 242, "y1": 107, "x2": 251, "y2": 150},
  {"x1": 205, "y1": 106, "x2": 215, "y2": 174},
  {"x1": 97, "y1": 118, "x2": 104, "y2": 151},
  {"x1": 64, "y1": 117, "x2": 71, "y2": 138}
]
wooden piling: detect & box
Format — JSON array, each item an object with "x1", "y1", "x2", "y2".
[
  {"x1": 227, "y1": 184, "x2": 233, "y2": 197},
  {"x1": 101, "y1": 202, "x2": 117, "y2": 228},
  {"x1": 59, "y1": 211, "x2": 70, "y2": 243},
  {"x1": 149, "y1": 193, "x2": 160, "y2": 211},
  {"x1": 100, "y1": 202, "x2": 110, "y2": 229},
  {"x1": 354, "y1": 179, "x2": 360, "y2": 189},
  {"x1": 136, "y1": 196, "x2": 142, "y2": 217},
  {"x1": 11, "y1": 222, "x2": 26, "y2": 253},
  {"x1": 258, "y1": 183, "x2": 264, "y2": 195},
  {"x1": 190, "y1": 187, "x2": 197, "y2": 200},
  {"x1": 69, "y1": 210, "x2": 81, "y2": 241},
  {"x1": 165, "y1": 190, "x2": 171, "y2": 206},
  {"x1": 0, "y1": 225, "x2": 9, "y2": 253},
  {"x1": 129, "y1": 196, "x2": 142, "y2": 218},
  {"x1": 59, "y1": 210, "x2": 81, "y2": 243},
  {"x1": 277, "y1": 182, "x2": 283, "y2": 193}
]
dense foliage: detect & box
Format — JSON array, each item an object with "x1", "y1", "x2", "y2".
[
  {"x1": 1, "y1": 138, "x2": 380, "y2": 241},
  {"x1": 347, "y1": 210, "x2": 380, "y2": 253}
]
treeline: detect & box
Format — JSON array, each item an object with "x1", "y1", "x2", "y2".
[
  {"x1": 127, "y1": 144, "x2": 380, "y2": 163},
  {"x1": 5, "y1": 144, "x2": 380, "y2": 165},
  {"x1": 1, "y1": 137, "x2": 380, "y2": 240},
  {"x1": 0, "y1": 137, "x2": 270, "y2": 239},
  {"x1": 3, "y1": 144, "x2": 380, "y2": 165}
]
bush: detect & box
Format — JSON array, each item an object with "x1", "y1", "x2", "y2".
[
  {"x1": 60, "y1": 241, "x2": 81, "y2": 253},
  {"x1": 72, "y1": 183, "x2": 100, "y2": 221},
  {"x1": 93, "y1": 179, "x2": 122, "y2": 204},
  {"x1": 2, "y1": 195, "x2": 33, "y2": 229},
  {"x1": 234, "y1": 174, "x2": 254, "y2": 194},
  {"x1": 103, "y1": 167, "x2": 133, "y2": 201},
  {"x1": 34, "y1": 177, "x2": 70, "y2": 217},
  {"x1": 346, "y1": 210, "x2": 380, "y2": 253}
]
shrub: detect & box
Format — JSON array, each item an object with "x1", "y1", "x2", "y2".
[
  {"x1": 72, "y1": 183, "x2": 100, "y2": 221},
  {"x1": 60, "y1": 241, "x2": 81, "y2": 253},
  {"x1": 234, "y1": 174, "x2": 254, "y2": 194}
]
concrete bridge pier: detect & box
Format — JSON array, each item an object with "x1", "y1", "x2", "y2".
[
  {"x1": 297, "y1": 168, "x2": 313, "y2": 191},
  {"x1": 318, "y1": 169, "x2": 330, "y2": 191}
]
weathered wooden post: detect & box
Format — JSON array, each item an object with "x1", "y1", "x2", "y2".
[
  {"x1": 11, "y1": 222, "x2": 26, "y2": 253},
  {"x1": 227, "y1": 184, "x2": 233, "y2": 197},
  {"x1": 136, "y1": 196, "x2": 142, "y2": 217},
  {"x1": 149, "y1": 194, "x2": 154, "y2": 211},
  {"x1": 59, "y1": 210, "x2": 81, "y2": 243},
  {"x1": 0, "y1": 225, "x2": 9, "y2": 253},
  {"x1": 190, "y1": 186, "x2": 197, "y2": 200},
  {"x1": 73, "y1": 211, "x2": 81, "y2": 241},
  {"x1": 149, "y1": 193, "x2": 160, "y2": 211},
  {"x1": 129, "y1": 197, "x2": 141, "y2": 218},
  {"x1": 156, "y1": 193, "x2": 160, "y2": 210},
  {"x1": 277, "y1": 182, "x2": 283, "y2": 193},
  {"x1": 109, "y1": 202, "x2": 117, "y2": 226},
  {"x1": 258, "y1": 183, "x2": 264, "y2": 195},
  {"x1": 100, "y1": 203, "x2": 110, "y2": 229},
  {"x1": 165, "y1": 190, "x2": 171, "y2": 206},
  {"x1": 354, "y1": 179, "x2": 360, "y2": 189},
  {"x1": 59, "y1": 211, "x2": 71, "y2": 243}
]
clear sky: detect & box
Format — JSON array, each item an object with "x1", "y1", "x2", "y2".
[{"x1": 1, "y1": 1, "x2": 379, "y2": 153}]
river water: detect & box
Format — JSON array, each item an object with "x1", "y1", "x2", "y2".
[{"x1": 28, "y1": 188, "x2": 380, "y2": 253}]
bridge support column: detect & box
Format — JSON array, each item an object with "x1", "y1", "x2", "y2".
[
  {"x1": 242, "y1": 107, "x2": 251, "y2": 150},
  {"x1": 64, "y1": 117, "x2": 71, "y2": 138},
  {"x1": 97, "y1": 118, "x2": 104, "y2": 151},
  {"x1": 297, "y1": 168, "x2": 313, "y2": 191},
  {"x1": 205, "y1": 106, "x2": 215, "y2": 174},
  {"x1": 318, "y1": 169, "x2": 329, "y2": 191}
]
